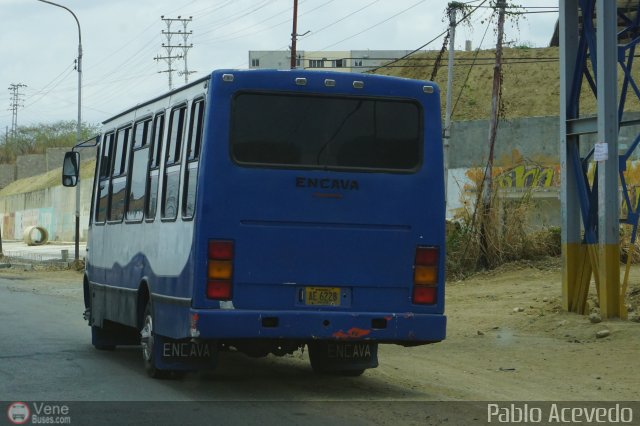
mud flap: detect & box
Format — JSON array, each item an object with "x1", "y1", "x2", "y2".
[
  {"x1": 153, "y1": 335, "x2": 218, "y2": 371},
  {"x1": 91, "y1": 323, "x2": 139, "y2": 348},
  {"x1": 308, "y1": 341, "x2": 379, "y2": 372}
]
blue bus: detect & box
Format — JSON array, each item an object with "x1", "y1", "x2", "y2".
[{"x1": 63, "y1": 69, "x2": 446, "y2": 377}]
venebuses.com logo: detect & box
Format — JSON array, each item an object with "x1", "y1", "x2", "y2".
[
  {"x1": 6, "y1": 402, "x2": 71, "y2": 424},
  {"x1": 7, "y1": 402, "x2": 30, "y2": 425}
]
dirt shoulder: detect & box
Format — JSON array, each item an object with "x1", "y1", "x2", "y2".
[
  {"x1": 379, "y1": 258, "x2": 640, "y2": 401},
  {"x1": 0, "y1": 266, "x2": 84, "y2": 300},
  {"x1": 0, "y1": 259, "x2": 638, "y2": 401}
]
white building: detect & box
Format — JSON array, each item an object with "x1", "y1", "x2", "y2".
[{"x1": 248, "y1": 50, "x2": 414, "y2": 73}]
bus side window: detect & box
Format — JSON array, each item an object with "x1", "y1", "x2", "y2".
[
  {"x1": 162, "y1": 105, "x2": 186, "y2": 220},
  {"x1": 126, "y1": 118, "x2": 151, "y2": 222},
  {"x1": 108, "y1": 126, "x2": 132, "y2": 222},
  {"x1": 95, "y1": 132, "x2": 114, "y2": 224},
  {"x1": 183, "y1": 99, "x2": 205, "y2": 219},
  {"x1": 146, "y1": 113, "x2": 165, "y2": 221}
]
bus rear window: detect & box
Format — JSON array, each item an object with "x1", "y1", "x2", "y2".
[{"x1": 231, "y1": 93, "x2": 422, "y2": 172}]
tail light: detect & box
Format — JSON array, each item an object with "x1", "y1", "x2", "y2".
[
  {"x1": 207, "y1": 240, "x2": 233, "y2": 300},
  {"x1": 412, "y1": 246, "x2": 439, "y2": 304}
]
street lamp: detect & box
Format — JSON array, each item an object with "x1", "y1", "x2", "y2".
[{"x1": 37, "y1": 0, "x2": 82, "y2": 262}]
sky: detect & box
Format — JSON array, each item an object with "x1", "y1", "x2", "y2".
[{"x1": 0, "y1": 0, "x2": 558, "y2": 130}]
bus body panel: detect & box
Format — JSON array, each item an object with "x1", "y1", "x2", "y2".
[
  {"x1": 187, "y1": 70, "x2": 445, "y2": 342},
  {"x1": 85, "y1": 69, "x2": 446, "y2": 347}
]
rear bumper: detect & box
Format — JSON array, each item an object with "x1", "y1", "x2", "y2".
[{"x1": 190, "y1": 309, "x2": 446, "y2": 343}]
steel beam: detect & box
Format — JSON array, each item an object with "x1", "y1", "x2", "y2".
[
  {"x1": 596, "y1": 0, "x2": 621, "y2": 318},
  {"x1": 560, "y1": 0, "x2": 586, "y2": 312}
]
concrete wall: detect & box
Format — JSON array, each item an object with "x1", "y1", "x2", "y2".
[
  {"x1": 4, "y1": 113, "x2": 639, "y2": 240},
  {"x1": 0, "y1": 164, "x2": 15, "y2": 189},
  {"x1": 0, "y1": 146, "x2": 98, "y2": 191},
  {"x1": 46, "y1": 148, "x2": 69, "y2": 172},
  {"x1": 16, "y1": 154, "x2": 46, "y2": 180},
  {"x1": 0, "y1": 181, "x2": 93, "y2": 242},
  {"x1": 446, "y1": 112, "x2": 640, "y2": 227},
  {"x1": 449, "y1": 112, "x2": 640, "y2": 169}
]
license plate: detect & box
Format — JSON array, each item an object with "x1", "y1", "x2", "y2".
[
  {"x1": 305, "y1": 286, "x2": 341, "y2": 306},
  {"x1": 327, "y1": 342, "x2": 374, "y2": 360},
  {"x1": 162, "y1": 341, "x2": 213, "y2": 360}
]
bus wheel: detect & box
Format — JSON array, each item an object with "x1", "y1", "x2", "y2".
[{"x1": 140, "y1": 302, "x2": 169, "y2": 379}]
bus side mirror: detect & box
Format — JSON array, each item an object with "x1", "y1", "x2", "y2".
[{"x1": 62, "y1": 151, "x2": 80, "y2": 187}]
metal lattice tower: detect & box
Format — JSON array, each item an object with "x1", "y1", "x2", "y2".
[
  {"x1": 154, "y1": 16, "x2": 194, "y2": 90},
  {"x1": 560, "y1": 0, "x2": 640, "y2": 319},
  {"x1": 7, "y1": 83, "x2": 27, "y2": 136},
  {"x1": 177, "y1": 17, "x2": 195, "y2": 85}
]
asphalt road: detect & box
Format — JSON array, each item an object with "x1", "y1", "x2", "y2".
[{"x1": 0, "y1": 275, "x2": 480, "y2": 426}]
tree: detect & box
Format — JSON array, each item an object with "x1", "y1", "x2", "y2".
[{"x1": 0, "y1": 120, "x2": 99, "y2": 164}]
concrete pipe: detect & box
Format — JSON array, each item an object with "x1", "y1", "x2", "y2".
[{"x1": 23, "y1": 226, "x2": 49, "y2": 246}]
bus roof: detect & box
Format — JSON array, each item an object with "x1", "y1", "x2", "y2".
[
  {"x1": 102, "y1": 75, "x2": 210, "y2": 125},
  {"x1": 101, "y1": 69, "x2": 435, "y2": 126}
]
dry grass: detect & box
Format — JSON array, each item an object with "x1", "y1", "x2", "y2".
[
  {"x1": 0, "y1": 159, "x2": 95, "y2": 197},
  {"x1": 377, "y1": 46, "x2": 640, "y2": 121},
  {"x1": 446, "y1": 187, "x2": 561, "y2": 279}
]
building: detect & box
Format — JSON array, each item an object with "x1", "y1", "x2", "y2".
[{"x1": 248, "y1": 50, "x2": 414, "y2": 73}]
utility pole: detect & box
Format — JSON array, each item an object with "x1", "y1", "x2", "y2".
[
  {"x1": 479, "y1": 0, "x2": 506, "y2": 268},
  {"x1": 444, "y1": 2, "x2": 462, "y2": 207},
  {"x1": 177, "y1": 16, "x2": 195, "y2": 85},
  {"x1": 37, "y1": 0, "x2": 83, "y2": 263},
  {"x1": 7, "y1": 83, "x2": 27, "y2": 137},
  {"x1": 154, "y1": 16, "x2": 189, "y2": 90},
  {"x1": 290, "y1": 0, "x2": 299, "y2": 69}
]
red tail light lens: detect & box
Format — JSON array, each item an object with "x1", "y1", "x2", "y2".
[
  {"x1": 209, "y1": 240, "x2": 234, "y2": 260},
  {"x1": 207, "y1": 240, "x2": 234, "y2": 300},
  {"x1": 415, "y1": 246, "x2": 438, "y2": 266},
  {"x1": 413, "y1": 246, "x2": 439, "y2": 305},
  {"x1": 207, "y1": 280, "x2": 232, "y2": 300},
  {"x1": 413, "y1": 286, "x2": 436, "y2": 304}
]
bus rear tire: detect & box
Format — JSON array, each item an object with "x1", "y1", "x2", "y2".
[{"x1": 141, "y1": 301, "x2": 170, "y2": 379}]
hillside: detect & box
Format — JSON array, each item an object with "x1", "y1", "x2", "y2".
[
  {"x1": 376, "y1": 46, "x2": 640, "y2": 121},
  {"x1": 0, "y1": 159, "x2": 95, "y2": 197},
  {"x1": 0, "y1": 47, "x2": 634, "y2": 197}
]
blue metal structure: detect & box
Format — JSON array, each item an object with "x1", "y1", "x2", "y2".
[
  {"x1": 561, "y1": 0, "x2": 640, "y2": 317},
  {"x1": 71, "y1": 69, "x2": 448, "y2": 376}
]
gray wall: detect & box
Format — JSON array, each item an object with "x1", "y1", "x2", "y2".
[
  {"x1": 46, "y1": 148, "x2": 68, "y2": 173},
  {"x1": 0, "y1": 164, "x2": 15, "y2": 188},
  {"x1": 0, "y1": 147, "x2": 98, "y2": 190},
  {"x1": 6, "y1": 113, "x2": 639, "y2": 239},
  {"x1": 16, "y1": 154, "x2": 46, "y2": 180},
  {"x1": 450, "y1": 112, "x2": 640, "y2": 168}
]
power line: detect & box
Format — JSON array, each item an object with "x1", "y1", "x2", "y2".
[
  {"x1": 299, "y1": 0, "x2": 380, "y2": 43},
  {"x1": 23, "y1": 62, "x2": 76, "y2": 110},
  {"x1": 195, "y1": 0, "x2": 272, "y2": 38},
  {"x1": 367, "y1": 0, "x2": 490, "y2": 73},
  {"x1": 451, "y1": 12, "x2": 494, "y2": 119},
  {"x1": 194, "y1": 2, "x2": 293, "y2": 44},
  {"x1": 7, "y1": 83, "x2": 27, "y2": 136},
  {"x1": 317, "y1": 0, "x2": 427, "y2": 51}
]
